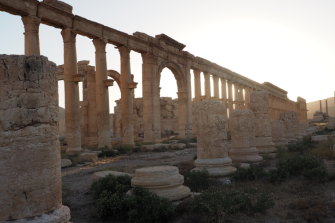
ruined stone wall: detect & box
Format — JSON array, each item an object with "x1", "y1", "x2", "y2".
[
  {"x1": 0, "y1": 55, "x2": 70, "y2": 221},
  {"x1": 113, "y1": 97, "x2": 178, "y2": 139}
]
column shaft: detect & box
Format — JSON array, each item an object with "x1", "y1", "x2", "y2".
[
  {"x1": 193, "y1": 69, "x2": 201, "y2": 101},
  {"x1": 93, "y1": 38, "x2": 111, "y2": 148},
  {"x1": 213, "y1": 75, "x2": 219, "y2": 99},
  {"x1": 204, "y1": 72, "x2": 211, "y2": 99},
  {"x1": 119, "y1": 46, "x2": 134, "y2": 146},
  {"x1": 22, "y1": 15, "x2": 40, "y2": 56},
  {"x1": 142, "y1": 53, "x2": 161, "y2": 143},
  {"x1": 227, "y1": 81, "x2": 233, "y2": 116},
  {"x1": 61, "y1": 28, "x2": 82, "y2": 154}
]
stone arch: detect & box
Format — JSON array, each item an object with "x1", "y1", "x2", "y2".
[
  {"x1": 157, "y1": 60, "x2": 190, "y2": 138},
  {"x1": 157, "y1": 61, "x2": 186, "y2": 91}
]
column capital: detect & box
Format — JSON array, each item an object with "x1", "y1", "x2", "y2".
[
  {"x1": 22, "y1": 15, "x2": 41, "y2": 33},
  {"x1": 61, "y1": 28, "x2": 77, "y2": 43},
  {"x1": 193, "y1": 69, "x2": 201, "y2": 75},
  {"x1": 118, "y1": 45, "x2": 131, "y2": 56},
  {"x1": 93, "y1": 38, "x2": 107, "y2": 52}
]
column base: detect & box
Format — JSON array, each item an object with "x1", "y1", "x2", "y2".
[
  {"x1": 229, "y1": 147, "x2": 263, "y2": 163},
  {"x1": 4, "y1": 205, "x2": 71, "y2": 223},
  {"x1": 255, "y1": 137, "x2": 276, "y2": 154},
  {"x1": 66, "y1": 147, "x2": 82, "y2": 155},
  {"x1": 193, "y1": 158, "x2": 237, "y2": 177}
]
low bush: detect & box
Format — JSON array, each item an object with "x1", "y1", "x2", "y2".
[
  {"x1": 191, "y1": 187, "x2": 274, "y2": 222},
  {"x1": 125, "y1": 187, "x2": 175, "y2": 223},
  {"x1": 233, "y1": 165, "x2": 267, "y2": 181},
  {"x1": 90, "y1": 174, "x2": 131, "y2": 199},
  {"x1": 92, "y1": 175, "x2": 175, "y2": 223},
  {"x1": 270, "y1": 154, "x2": 327, "y2": 183},
  {"x1": 98, "y1": 148, "x2": 119, "y2": 158},
  {"x1": 184, "y1": 169, "x2": 213, "y2": 192},
  {"x1": 287, "y1": 136, "x2": 314, "y2": 153}
]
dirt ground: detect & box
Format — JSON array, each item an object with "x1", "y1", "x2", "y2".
[{"x1": 62, "y1": 147, "x2": 335, "y2": 223}]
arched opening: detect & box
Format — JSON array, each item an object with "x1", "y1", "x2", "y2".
[
  {"x1": 159, "y1": 67, "x2": 179, "y2": 138},
  {"x1": 157, "y1": 62, "x2": 189, "y2": 139}
]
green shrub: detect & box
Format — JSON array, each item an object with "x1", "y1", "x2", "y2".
[
  {"x1": 313, "y1": 127, "x2": 334, "y2": 136},
  {"x1": 233, "y1": 165, "x2": 267, "y2": 181},
  {"x1": 184, "y1": 169, "x2": 212, "y2": 192},
  {"x1": 92, "y1": 175, "x2": 175, "y2": 222},
  {"x1": 270, "y1": 154, "x2": 327, "y2": 183},
  {"x1": 125, "y1": 187, "x2": 175, "y2": 223},
  {"x1": 90, "y1": 174, "x2": 131, "y2": 199},
  {"x1": 98, "y1": 148, "x2": 119, "y2": 158},
  {"x1": 287, "y1": 136, "x2": 314, "y2": 153},
  {"x1": 302, "y1": 166, "x2": 328, "y2": 182},
  {"x1": 96, "y1": 190, "x2": 128, "y2": 220},
  {"x1": 191, "y1": 187, "x2": 274, "y2": 222}
]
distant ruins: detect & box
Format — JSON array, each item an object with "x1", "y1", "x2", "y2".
[{"x1": 0, "y1": 0, "x2": 309, "y2": 222}]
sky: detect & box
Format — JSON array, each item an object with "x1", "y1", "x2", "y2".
[{"x1": 1, "y1": 0, "x2": 335, "y2": 112}]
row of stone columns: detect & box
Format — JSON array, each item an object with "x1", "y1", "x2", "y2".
[
  {"x1": 192, "y1": 70, "x2": 255, "y2": 117},
  {"x1": 21, "y1": 14, "x2": 140, "y2": 150}
]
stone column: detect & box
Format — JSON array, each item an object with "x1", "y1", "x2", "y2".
[
  {"x1": 229, "y1": 110, "x2": 263, "y2": 163},
  {"x1": 319, "y1": 100, "x2": 322, "y2": 112},
  {"x1": 233, "y1": 83, "x2": 239, "y2": 109},
  {"x1": 250, "y1": 91, "x2": 276, "y2": 153},
  {"x1": 326, "y1": 100, "x2": 329, "y2": 115},
  {"x1": 177, "y1": 91, "x2": 187, "y2": 138},
  {"x1": 193, "y1": 100, "x2": 236, "y2": 176},
  {"x1": 142, "y1": 53, "x2": 161, "y2": 143},
  {"x1": 22, "y1": 15, "x2": 41, "y2": 56},
  {"x1": 193, "y1": 69, "x2": 201, "y2": 101},
  {"x1": 227, "y1": 80, "x2": 234, "y2": 117},
  {"x1": 0, "y1": 55, "x2": 70, "y2": 222},
  {"x1": 85, "y1": 64, "x2": 98, "y2": 146},
  {"x1": 221, "y1": 78, "x2": 227, "y2": 106},
  {"x1": 213, "y1": 75, "x2": 219, "y2": 99},
  {"x1": 185, "y1": 66, "x2": 193, "y2": 138},
  {"x1": 244, "y1": 87, "x2": 251, "y2": 109},
  {"x1": 204, "y1": 72, "x2": 211, "y2": 99},
  {"x1": 61, "y1": 28, "x2": 82, "y2": 154},
  {"x1": 93, "y1": 38, "x2": 111, "y2": 148},
  {"x1": 119, "y1": 46, "x2": 134, "y2": 146}
]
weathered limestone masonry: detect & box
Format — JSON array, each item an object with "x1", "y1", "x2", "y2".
[
  {"x1": 229, "y1": 110, "x2": 263, "y2": 163},
  {"x1": 131, "y1": 166, "x2": 191, "y2": 201},
  {"x1": 280, "y1": 111, "x2": 300, "y2": 142},
  {"x1": 271, "y1": 120, "x2": 288, "y2": 146},
  {"x1": 193, "y1": 100, "x2": 236, "y2": 176},
  {"x1": 0, "y1": 0, "x2": 307, "y2": 147},
  {"x1": 250, "y1": 90, "x2": 276, "y2": 154},
  {"x1": 114, "y1": 97, "x2": 179, "y2": 140},
  {"x1": 0, "y1": 55, "x2": 70, "y2": 222}
]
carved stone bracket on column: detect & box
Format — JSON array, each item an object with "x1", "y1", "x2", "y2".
[
  {"x1": 72, "y1": 74, "x2": 84, "y2": 82},
  {"x1": 129, "y1": 82, "x2": 138, "y2": 89},
  {"x1": 104, "y1": 79, "x2": 114, "y2": 87}
]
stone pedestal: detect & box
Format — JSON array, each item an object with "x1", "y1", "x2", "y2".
[
  {"x1": 250, "y1": 91, "x2": 276, "y2": 153},
  {"x1": 193, "y1": 100, "x2": 236, "y2": 176},
  {"x1": 229, "y1": 110, "x2": 263, "y2": 163},
  {"x1": 0, "y1": 55, "x2": 70, "y2": 222},
  {"x1": 131, "y1": 166, "x2": 190, "y2": 201}
]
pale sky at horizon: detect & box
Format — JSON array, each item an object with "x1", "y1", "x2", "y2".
[{"x1": 1, "y1": 0, "x2": 334, "y2": 111}]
